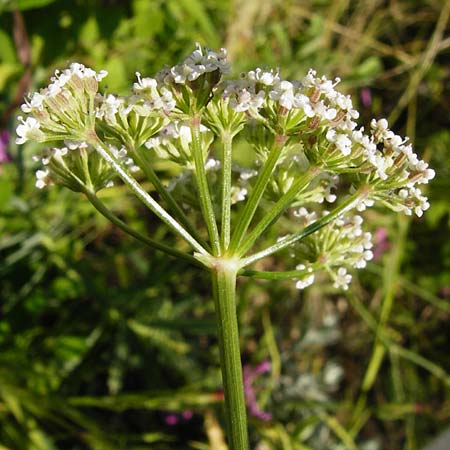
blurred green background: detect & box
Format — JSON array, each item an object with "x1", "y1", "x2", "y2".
[{"x1": 0, "y1": 0, "x2": 449, "y2": 449}]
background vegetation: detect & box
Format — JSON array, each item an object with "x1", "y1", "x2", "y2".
[{"x1": 0, "y1": 0, "x2": 449, "y2": 449}]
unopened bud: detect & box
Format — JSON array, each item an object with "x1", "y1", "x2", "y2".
[{"x1": 84, "y1": 77, "x2": 98, "y2": 94}]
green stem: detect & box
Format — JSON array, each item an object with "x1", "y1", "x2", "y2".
[
  {"x1": 347, "y1": 292, "x2": 450, "y2": 387},
  {"x1": 92, "y1": 137, "x2": 209, "y2": 256},
  {"x1": 211, "y1": 259, "x2": 249, "y2": 450},
  {"x1": 191, "y1": 116, "x2": 221, "y2": 255},
  {"x1": 241, "y1": 192, "x2": 361, "y2": 267},
  {"x1": 239, "y1": 266, "x2": 318, "y2": 280},
  {"x1": 237, "y1": 168, "x2": 318, "y2": 257},
  {"x1": 351, "y1": 215, "x2": 409, "y2": 428},
  {"x1": 317, "y1": 411, "x2": 358, "y2": 450},
  {"x1": 83, "y1": 189, "x2": 204, "y2": 268},
  {"x1": 220, "y1": 132, "x2": 233, "y2": 252},
  {"x1": 79, "y1": 147, "x2": 94, "y2": 191},
  {"x1": 130, "y1": 148, "x2": 210, "y2": 252},
  {"x1": 229, "y1": 135, "x2": 287, "y2": 253}
]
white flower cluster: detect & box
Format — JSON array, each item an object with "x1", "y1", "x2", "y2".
[
  {"x1": 32, "y1": 142, "x2": 88, "y2": 189},
  {"x1": 156, "y1": 43, "x2": 231, "y2": 85},
  {"x1": 94, "y1": 75, "x2": 176, "y2": 137},
  {"x1": 221, "y1": 68, "x2": 357, "y2": 132},
  {"x1": 145, "y1": 121, "x2": 212, "y2": 167},
  {"x1": 17, "y1": 63, "x2": 108, "y2": 145},
  {"x1": 132, "y1": 72, "x2": 176, "y2": 113},
  {"x1": 21, "y1": 63, "x2": 107, "y2": 115},
  {"x1": 219, "y1": 66, "x2": 434, "y2": 219},
  {"x1": 16, "y1": 46, "x2": 434, "y2": 293},
  {"x1": 95, "y1": 94, "x2": 132, "y2": 126},
  {"x1": 292, "y1": 209, "x2": 374, "y2": 290},
  {"x1": 31, "y1": 140, "x2": 122, "y2": 192},
  {"x1": 17, "y1": 62, "x2": 176, "y2": 193},
  {"x1": 16, "y1": 116, "x2": 43, "y2": 145}
]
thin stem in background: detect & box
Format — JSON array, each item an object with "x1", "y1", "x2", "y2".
[
  {"x1": 388, "y1": 0, "x2": 450, "y2": 125},
  {"x1": 350, "y1": 93, "x2": 417, "y2": 426},
  {"x1": 366, "y1": 265, "x2": 450, "y2": 314},
  {"x1": 191, "y1": 116, "x2": 221, "y2": 256},
  {"x1": 346, "y1": 292, "x2": 450, "y2": 387},
  {"x1": 317, "y1": 411, "x2": 358, "y2": 450},
  {"x1": 261, "y1": 310, "x2": 281, "y2": 406}
]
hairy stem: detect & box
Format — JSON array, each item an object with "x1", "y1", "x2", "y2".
[
  {"x1": 92, "y1": 137, "x2": 209, "y2": 256},
  {"x1": 220, "y1": 132, "x2": 233, "y2": 252}
]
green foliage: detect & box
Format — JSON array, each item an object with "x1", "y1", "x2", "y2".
[{"x1": 1, "y1": 0, "x2": 449, "y2": 449}]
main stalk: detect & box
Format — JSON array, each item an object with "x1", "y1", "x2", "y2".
[{"x1": 211, "y1": 259, "x2": 249, "y2": 450}]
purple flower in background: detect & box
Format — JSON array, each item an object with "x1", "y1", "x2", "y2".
[
  {"x1": 243, "y1": 360, "x2": 272, "y2": 421},
  {"x1": 163, "y1": 410, "x2": 194, "y2": 426},
  {"x1": 360, "y1": 88, "x2": 372, "y2": 108},
  {"x1": 181, "y1": 410, "x2": 193, "y2": 420},
  {"x1": 0, "y1": 130, "x2": 11, "y2": 164},
  {"x1": 373, "y1": 227, "x2": 390, "y2": 260},
  {"x1": 164, "y1": 414, "x2": 179, "y2": 426}
]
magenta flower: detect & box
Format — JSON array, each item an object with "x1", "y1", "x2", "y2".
[
  {"x1": 373, "y1": 227, "x2": 390, "y2": 260},
  {"x1": 243, "y1": 360, "x2": 272, "y2": 421},
  {"x1": 0, "y1": 130, "x2": 11, "y2": 164},
  {"x1": 360, "y1": 87, "x2": 372, "y2": 108},
  {"x1": 163, "y1": 410, "x2": 194, "y2": 426},
  {"x1": 164, "y1": 414, "x2": 179, "y2": 426}
]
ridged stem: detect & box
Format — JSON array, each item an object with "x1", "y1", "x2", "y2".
[
  {"x1": 191, "y1": 116, "x2": 221, "y2": 255},
  {"x1": 211, "y1": 259, "x2": 249, "y2": 450},
  {"x1": 237, "y1": 167, "x2": 318, "y2": 257},
  {"x1": 229, "y1": 135, "x2": 287, "y2": 253},
  {"x1": 92, "y1": 136, "x2": 209, "y2": 256},
  {"x1": 220, "y1": 132, "x2": 233, "y2": 251}
]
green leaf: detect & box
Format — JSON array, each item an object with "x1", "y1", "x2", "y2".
[
  {"x1": 132, "y1": 0, "x2": 164, "y2": 38},
  {"x1": 0, "y1": 63, "x2": 21, "y2": 91},
  {"x1": 171, "y1": 0, "x2": 219, "y2": 48},
  {"x1": 29, "y1": 428, "x2": 58, "y2": 450},
  {"x1": 79, "y1": 16, "x2": 101, "y2": 53},
  {"x1": 0, "y1": 28, "x2": 17, "y2": 63},
  {"x1": 70, "y1": 389, "x2": 222, "y2": 411},
  {"x1": 0, "y1": 176, "x2": 14, "y2": 211},
  {"x1": 127, "y1": 319, "x2": 190, "y2": 354},
  {"x1": 101, "y1": 58, "x2": 127, "y2": 92},
  {"x1": 353, "y1": 56, "x2": 383, "y2": 79}
]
